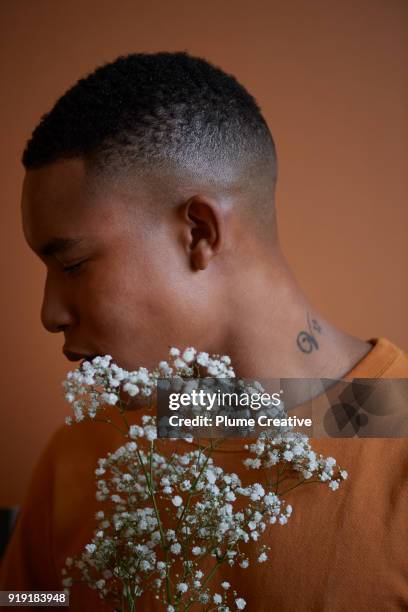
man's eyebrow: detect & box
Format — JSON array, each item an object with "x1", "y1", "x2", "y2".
[{"x1": 38, "y1": 237, "x2": 84, "y2": 257}]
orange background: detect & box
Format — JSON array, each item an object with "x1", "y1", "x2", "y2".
[{"x1": 0, "y1": 0, "x2": 407, "y2": 505}]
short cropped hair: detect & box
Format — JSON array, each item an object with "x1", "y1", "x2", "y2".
[{"x1": 22, "y1": 51, "x2": 277, "y2": 185}]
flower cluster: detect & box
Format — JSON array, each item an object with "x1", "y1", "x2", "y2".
[
  {"x1": 63, "y1": 348, "x2": 235, "y2": 426},
  {"x1": 62, "y1": 419, "x2": 292, "y2": 610},
  {"x1": 61, "y1": 348, "x2": 348, "y2": 611},
  {"x1": 243, "y1": 431, "x2": 348, "y2": 494}
]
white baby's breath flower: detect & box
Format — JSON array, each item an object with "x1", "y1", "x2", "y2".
[
  {"x1": 158, "y1": 361, "x2": 173, "y2": 375},
  {"x1": 283, "y1": 450, "x2": 294, "y2": 461},
  {"x1": 235, "y1": 598, "x2": 246, "y2": 609},
  {"x1": 170, "y1": 542, "x2": 181, "y2": 555},
  {"x1": 123, "y1": 382, "x2": 139, "y2": 397},
  {"x1": 182, "y1": 347, "x2": 196, "y2": 364},
  {"x1": 101, "y1": 392, "x2": 118, "y2": 405},
  {"x1": 174, "y1": 357, "x2": 187, "y2": 370},
  {"x1": 250, "y1": 483, "x2": 265, "y2": 501},
  {"x1": 85, "y1": 544, "x2": 96, "y2": 555},
  {"x1": 166, "y1": 529, "x2": 176, "y2": 541},
  {"x1": 145, "y1": 426, "x2": 157, "y2": 441},
  {"x1": 199, "y1": 593, "x2": 210, "y2": 604},
  {"x1": 129, "y1": 425, "x2": 144, "y2": 439},
  {"x1": 196, "y1": 352, "x2": 209, "y2": 366},
  {"x1": 172, "y1": 495, "x2": 183, "y2": 507}
]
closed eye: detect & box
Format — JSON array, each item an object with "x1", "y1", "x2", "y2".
[{"x1": 63, "y1": 260, "x2": 86, "y2": 276}]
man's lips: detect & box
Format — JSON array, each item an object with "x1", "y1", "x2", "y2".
[{"x1": 63, "y1": 349, "x2": 98, "y2": 362}]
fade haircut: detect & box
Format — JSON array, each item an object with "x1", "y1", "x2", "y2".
[{"x1": 22, "y1": 51, "x2": 278, "y2": 231}]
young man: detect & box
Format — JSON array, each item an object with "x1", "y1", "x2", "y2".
[{"x1": 1, "y1": 52, "x2": 407, "y2": 610}]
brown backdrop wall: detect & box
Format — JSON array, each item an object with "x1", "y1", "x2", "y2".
[{"x1": 1, "y1": 0, "x2": 407, "y2": 505}]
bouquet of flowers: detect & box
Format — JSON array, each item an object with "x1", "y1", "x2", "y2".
[{"x1": 60, "y1": 348, "x2": 348, "y2": 611}]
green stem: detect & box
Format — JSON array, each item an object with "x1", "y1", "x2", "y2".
[
  {"x1": 92, "y1": 418, "x2": 127, "y2": 436},
  {"x1": 124, "y1": 581, "x2": 137, "y2": 612},
  {"x1": 279, "y1": 478, "x2": 319, "y2": 495},
  {"x1": 184, "y1": 553, "x2": 227, "y2": 611},
  {"x1": 136, "y1": 447, "x2": 172, "y2": 605},
  {"x1": 175, "y1": 439, "x2": 223, "y2": 534}
]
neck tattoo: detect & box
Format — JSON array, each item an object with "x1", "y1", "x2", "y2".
[{"x1": 296, "y1": 311, "x2": 322, "y2": 354}]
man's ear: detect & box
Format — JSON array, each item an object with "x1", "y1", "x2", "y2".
[{"x1": 181, "y1": 195, "x2": 224, "y2": 271}]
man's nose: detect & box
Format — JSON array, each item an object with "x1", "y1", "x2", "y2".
[{"x1": 40, "y1": 271, "x2": 76, "y2": 333}]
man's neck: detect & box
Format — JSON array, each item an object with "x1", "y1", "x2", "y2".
[{"x1": 221, "y1": 254, "x2": 372, "y2": 380}]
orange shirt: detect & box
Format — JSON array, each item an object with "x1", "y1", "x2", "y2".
[{"x1": 1, "y1": 337, "x2": 407, "y2": 611}]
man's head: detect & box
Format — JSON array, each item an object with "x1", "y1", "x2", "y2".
[{"x1": 21, "y1": 51, "x2": 281, "y2": 370}]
